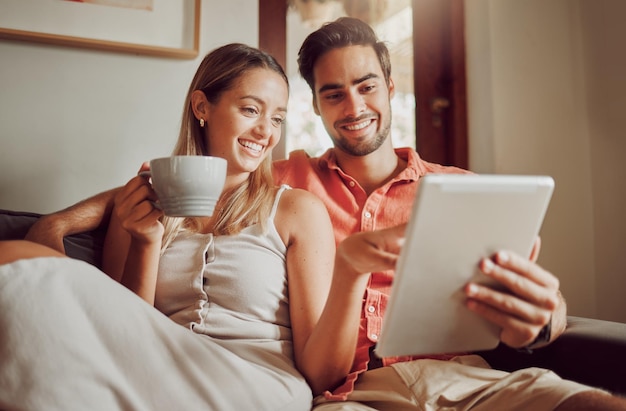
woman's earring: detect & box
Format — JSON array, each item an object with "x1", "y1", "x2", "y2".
[{"x1": 199, "y1": 118, "x2": 205, "y2": 127}]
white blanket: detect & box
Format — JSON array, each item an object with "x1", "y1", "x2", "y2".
[{"x1": 0, "y1": 257, "x2": 312, "y2": 411}]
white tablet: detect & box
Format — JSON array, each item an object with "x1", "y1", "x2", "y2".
[{"x1": 375, "y1": 174, "x2": 555, "y2": 357}]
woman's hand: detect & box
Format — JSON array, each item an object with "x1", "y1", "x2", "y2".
[
  {"x1": 103, "y1": 163, "x2": 164, "y2": 304},
  {"x1": 296, "y1": 222, "x2": 407, "y2": 395},
  {"x1": 335, "y1": 223, "x2": 407, "y2": 276},
  {"x1": 113, "y1": 163, "x2": 164, "y2": 245}
]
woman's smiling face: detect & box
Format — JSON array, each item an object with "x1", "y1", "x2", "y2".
[{"x1": 202, "y1": 67, "x2": 288, "y2": 182}]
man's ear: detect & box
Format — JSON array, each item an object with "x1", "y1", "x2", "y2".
[
  {"x1": 388, "y1": 77, "x2": 396, "y2": 99},
  {"x1": 312, "y1": 95, "x2": 320, "y2": 116},
  {"x1": 190, "y1": 90, "x2": 210, "y2": 121}
]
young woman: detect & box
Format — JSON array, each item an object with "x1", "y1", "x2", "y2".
[
  {"x1": 99, "y1": 42, "x2": 336, "y2": 410},
  {"x1": 0, "y1": 43, "x2": 405, "y2": 411}
]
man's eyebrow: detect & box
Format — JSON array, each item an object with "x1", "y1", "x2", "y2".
[
  {"x1": 353, "y1": 73, "x2": 379, "y2": 85},
  {"x1": 317, "y1": 73, "x2": 380, "y2": 94},
  {"x1": 318, "y1": 83, "x2": 343, "y2": 94}
]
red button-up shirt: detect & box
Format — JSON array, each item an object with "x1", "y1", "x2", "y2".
[{"x1": 272, "y1": 147, "x2": 470, "y2": 400}]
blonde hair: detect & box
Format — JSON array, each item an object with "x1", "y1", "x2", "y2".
[{"x1": 161, "y1": 43, "x2": 289, "y2": 251}]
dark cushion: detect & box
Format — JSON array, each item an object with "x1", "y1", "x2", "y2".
[
  {"x1": 0, "y1": 209, "x2": 40, "y2": 240},
  {"x1": 0, "y1": 209, "x2": 105, "y2": 268},
  {"x1": 478, "y1": 316, "x2": 626, "y2": 395}
]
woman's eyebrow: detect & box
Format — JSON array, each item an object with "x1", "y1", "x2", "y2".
[{"x1": 240, "y1": 95, "x2": 287, "y2": 113}]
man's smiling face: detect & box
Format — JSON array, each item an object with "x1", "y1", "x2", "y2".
[{"x1": 312, "y1": 45, "x2": 395, "y2": 157}]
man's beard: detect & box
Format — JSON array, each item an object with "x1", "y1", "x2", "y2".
[{"x1": 333, "y1": 111, "x2": 392, "y2": 157}]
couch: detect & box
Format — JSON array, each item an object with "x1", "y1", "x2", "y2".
[{"x1": 2, "y1": 208, "x2": 625, "y2": 396}]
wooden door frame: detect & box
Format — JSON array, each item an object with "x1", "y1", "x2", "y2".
[
  {"x1": 413, "y1": 0, "x2": 468, "y2": 168},
  {"x1": 259, "y1": 0, "x2": 288, "y2": 70},
  {"x1": 258, "y1": 0, "x2": 468, "y2": 168},
  {"x1": 259, "y1": 0, "x2": 287, "y2": 159}
]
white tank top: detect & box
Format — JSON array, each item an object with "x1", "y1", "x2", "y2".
[{"x1": 155, "y1": 185, "x2": 291, "y2": 342}]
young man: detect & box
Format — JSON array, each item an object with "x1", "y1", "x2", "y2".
[
  {"x1": 27, "y1": 17, "x2": 625, "y2": 410},
  {"x1": 272, "y1": 17, "x2": 624, "y2": 411}
]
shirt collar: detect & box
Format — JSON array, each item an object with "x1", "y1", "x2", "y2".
[{"x1": 320, "y1": 147, "x2": 424, "y2": 183}]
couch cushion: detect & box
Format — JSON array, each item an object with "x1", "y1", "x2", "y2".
[
  {"x1": 0, "y1": 209, "x2": 40, "y2": 240},
  {"x1": 0, "y1": 209, "x2": 105, "y2": 269}
]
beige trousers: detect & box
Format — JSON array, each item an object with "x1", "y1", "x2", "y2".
[{"x1": 313, "y1": 355, "x2": 596, "y2": 411}]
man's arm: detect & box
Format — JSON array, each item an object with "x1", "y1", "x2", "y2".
[{"x1": 25, "y1": 187, "x2": 121, "y2": 254}]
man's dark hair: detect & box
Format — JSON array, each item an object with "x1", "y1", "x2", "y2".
[{"x1": 297, "y1": 17, "x2": 392, "y2": 92}]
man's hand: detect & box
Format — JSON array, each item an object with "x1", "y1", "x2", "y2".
[
  {"x1": 464, "y1": 248, "x2": 566, "y2": 349},
  {"x1": 24, "y1": 215, "x2": 69, "y2": 254},
  {"x1": 24, "y1": 188, "x2": 121, "y2": 254}
]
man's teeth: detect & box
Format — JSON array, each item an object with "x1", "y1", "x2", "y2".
[
  {"x1": 345, "y1": 120, "x2": 370, "y2": 131},
  {"x1": 241, "y1": 140, "x2": 263, "y2": 152}
]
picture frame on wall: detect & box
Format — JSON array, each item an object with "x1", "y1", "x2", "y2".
[{"x1": 0, "y1": 0, "x2": 200, "y2": 59}]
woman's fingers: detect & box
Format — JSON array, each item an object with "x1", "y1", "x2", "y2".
[
  {"x1": 114, "y1": 175, "x2": 163, "y2": 241},
  {"x1": 337, "y1": 223, "x2": 406, "y2": 274}
]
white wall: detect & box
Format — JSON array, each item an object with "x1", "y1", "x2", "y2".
[
  {"x1": 578, "y1": 0, "x2": 626, "y2": 322},
  {"x1": 466, "y1": 0, "x2": 626, "y2": 322},
  {"x1": 0, "y1": 0, "x2": 258, "y2": 213}
]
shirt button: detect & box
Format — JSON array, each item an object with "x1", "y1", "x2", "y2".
[
  {"x1": 364, "y1": 211, "x2": 372, "y2": 219},
  {"x1": 367, "y1": 305, "x2": 375, "y2": 313},
  {"x1": 349, "y1": 181, "x2": 356, "y2": 187},
  {"x1": 371, "y1": 334, "x2": 378, "y2": 340}
]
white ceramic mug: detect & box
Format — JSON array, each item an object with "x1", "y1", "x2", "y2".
[{"x1": 144, "y1": 156, "x2": 227, "y2": 217}]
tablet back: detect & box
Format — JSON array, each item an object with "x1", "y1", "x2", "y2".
[{"x1": 375, "y1": 174, "x2": 555, "y2": 357}]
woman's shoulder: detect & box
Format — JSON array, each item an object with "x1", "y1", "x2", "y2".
[
  {"x1": 276, "y1": 185, "x2": 325, "y2": 212},
  {"x1": 274, "y1": 186, "x2": 331, "y2": 237},
  {"x1": 273, "y1": 185, "x2": 333, "y2": 249}
]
